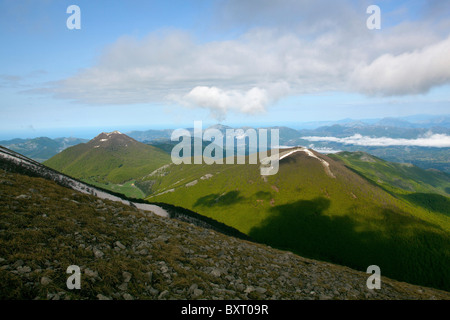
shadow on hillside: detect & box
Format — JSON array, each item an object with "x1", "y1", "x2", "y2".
[
  {"x1": 253, "y1": 191, "x2": 272, "y2": 200},
  {"x1": 248, "y1": 196, "x2": 450, "y2": 291},
  {"x1": 402, "y1": 193, "x2": 450, "y2": 216},
  {"x1": 248, "y1": 197, "x2": 370, "y2": 266},
  {"x1": 194, "y1": 191, "x2": 244, "y2": 207}
]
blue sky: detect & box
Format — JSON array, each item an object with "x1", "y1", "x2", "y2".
[{"x1": 0, "y1": 0, "x2": 449, "y2": 139}]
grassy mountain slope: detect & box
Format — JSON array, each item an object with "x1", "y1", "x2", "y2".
[
  {"x1": 1, "y1": 168, "x2": 449, "y2": 300},
  {"x1": 44, "y1": 132, "x2": 171, "y2": 196},
  {"x1": 329, "y1": 152, "x2": 449, "y2": 195},
  {"x1": 329, "y1": 151, "x2": 450, "y2": 216},
  {"x1": 146, "y1": 149, "x2": 450, "y2": 291}
]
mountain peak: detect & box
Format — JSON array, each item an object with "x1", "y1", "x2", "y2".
[
  {"x1": 90, "y1": 131, "x2": 137, "y2": 148},
  {"x1": 108, "y1": 130, "x2": 123, "y2": 135},
  {"x1": 94, "y1": 130, "x2": 124, "y2": 138}
]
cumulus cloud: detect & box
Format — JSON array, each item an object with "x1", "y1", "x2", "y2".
[
  {"x1": 37, "y1": 0, "x2": 450, "y2": 119},
  {"x1": 181, "y1": 86, "x2": 270, "y2": 121},
  {"x1": 301, "y1": 133, "x2": 450, "y2": 148},
  {"x1": 50, "y1": 29, "x2": 346, "y2": 107},
  {"x1": 352, "y1": 36, "x2": 450, "y2": 95}
]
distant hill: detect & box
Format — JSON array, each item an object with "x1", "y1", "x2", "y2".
[
  {"x1": 0, "y1": 137, "x2": 88, "y2": 162},
  {"x1": 375, "y1": 117, "x2": 417, "y2": 128},
  {"x1": 146, "y1": 148, "x2": 450, "y2": 291},
  {"x1": 126, "y1": 129, "x2": 173, "y2": 142},
  {"x1": 296, "y1": 115, "x2": 450, "y2": 130},
  {"x1": 128, "y1": 125, "x2": 302, "y2": 146},
  {"x1": 128, "y1": 119, "x2": 450, "y2": 173},
  {"x1": 44, "y1": 131, "x2": 171, "y2": 197}
]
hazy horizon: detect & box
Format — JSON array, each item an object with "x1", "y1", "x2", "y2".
[{"x1": 0, "y1": 113, "x2": 449, "y2": 141}]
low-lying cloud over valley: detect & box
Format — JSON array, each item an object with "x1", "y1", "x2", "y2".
[{"x1": 302, "y1": 133, "x2": 450, "y2": 148}]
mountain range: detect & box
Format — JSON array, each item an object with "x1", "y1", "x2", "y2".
[
  {"x1": 40, "y1": 131, "x2": 450, "y2": 292},
  {"x1": 1, "y1": 146, "x2": 448, "y2": 300},
  {"x1": 294, "y1": 115, "x2": 450, "y2": 130},
  {"x1": 2, "y1": 115, "x2": 449, "y2": 173},
  {"x1": 126, "y1": 117, "x2": 450, "y2": 173}
]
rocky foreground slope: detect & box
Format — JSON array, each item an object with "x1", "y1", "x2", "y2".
[{"x1": 0, "y1": 168, "x2": 449, "y2": 300}]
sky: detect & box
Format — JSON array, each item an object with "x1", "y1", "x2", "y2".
[{"x1": 0, "y1": 0, "x2": 449, "y2": 139}]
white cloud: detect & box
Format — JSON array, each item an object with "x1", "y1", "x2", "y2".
[
  {"x1": 37, "y1": 1, "x2": 450, "y2": 119},
  {"x1": 181, "y1": 86, "x2": 269, "y2": 120},
  {"x1": 301, "y1": 133, "x2": 450, "y2": 148},
  {"x1": 50, "y1": 29, "x2": 344, "y2": 107},
  {"x1": 352, "y1": 36, "x2": 450, "y2": 95}
]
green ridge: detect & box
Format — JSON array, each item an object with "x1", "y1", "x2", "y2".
[{"x1": 146, "y1": 150, "x2": 450, "y2": 291}]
